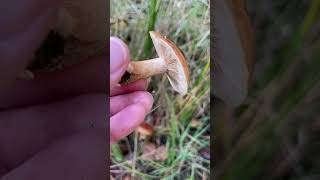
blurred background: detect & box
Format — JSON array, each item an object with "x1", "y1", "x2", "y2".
[
  {"x1": 214, "y1": 0, "x2": 320, "y2": 179},
  {"x1": 110, "y1": 0, "x2": 210, "y2": 179}
]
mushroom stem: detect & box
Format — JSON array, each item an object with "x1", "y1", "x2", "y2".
[{"x1": 127, "y1": 57, "x2": 167, "y2": 82}]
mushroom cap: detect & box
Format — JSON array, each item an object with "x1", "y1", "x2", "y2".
[
  {"x1": 149, "y1": 31, "x2": 190, "y2": 96},
  {"x1": 136, "y1": 122, "x2": 154, "y2": 136},
  {"x1": 213, "y1": 0, "x2": 254, "y2": 107}
]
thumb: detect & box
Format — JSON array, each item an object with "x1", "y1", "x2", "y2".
[{"x1": 110, "y1": 37, "x2": 130, "y2": 89}]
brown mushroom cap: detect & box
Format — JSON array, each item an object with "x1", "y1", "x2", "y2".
[
  {"x1": 213, "y1": 0, "x2": 254, "y2": 107},
  {"x1": 136, "y1": 122, "x2": 154, "y2": 136},
  {"x1": 149, "y1": 31, "x2": 190, "y2": 96}
]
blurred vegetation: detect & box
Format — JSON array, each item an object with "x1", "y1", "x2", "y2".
[
  {"x1": 214, "y1": 0, "x2": 320, "y2": 179},
  {"x1": 110, "y1": 0, "x2": 210, "y2": 179}
]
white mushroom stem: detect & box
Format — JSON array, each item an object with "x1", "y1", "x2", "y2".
[{"x1": 127, "y1": 57, "x2": 167, "y2": 82}]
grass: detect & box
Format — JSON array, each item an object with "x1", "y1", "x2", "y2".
[
  {"x1": 110, "y1": 0, "x2": 210, "y2": 179},
  {"x1": 214, "y1": 0, "x2": 320, "y2": 179}
]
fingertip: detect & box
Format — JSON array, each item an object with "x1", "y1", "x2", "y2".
[
  {"x1": 110, "y1": 103, "x2": 147, "y2": 142},
  {"x1": 135, "y1": 92, "x2": 154, "y2": 113},
  {"x1": 110, "y1": 37, "x2": 130, "y2": 65}
]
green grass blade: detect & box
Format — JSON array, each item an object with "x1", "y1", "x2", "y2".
[
  {"x1": 140, "y1": 0, "x2": 159, "y2": 60},
  {"x1": 111, "y1": 144, "x2": 124, "y2": 162}
]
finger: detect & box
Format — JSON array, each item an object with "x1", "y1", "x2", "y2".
[
  {"x1": 110, "y1": 79, "x2": 147, "y2": 96},
  {"x1": 110, "y1": 91, "x2": 153, "y2": 116},
  {"x1": 0, "y1": 57, "x2": 106, "y2": 109},
  {"x1": 0, "y1": 0, "x2": 60, "y2": 91},
  {"x1": 1, "y1": 130, "x2": 107, "y2": 180},
  {"x1": 110, "y1": 100, "x2": 153, "y2": 144},
  {"x1": 110, "y1": 37, "x2": 130, "y2": 90},
  {"x1": 0, "y1": 94, "x2": 106, "y2": 168}
]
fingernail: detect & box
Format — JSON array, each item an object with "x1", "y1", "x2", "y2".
[
  {"x1": 110, "y1": 37, "x2": 129, "y2": 73},
  {"x1": 145, "y1": 78, "x2": 151, "y2": 90}
]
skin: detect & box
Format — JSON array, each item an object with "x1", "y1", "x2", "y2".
[{"x1": 0, "y1": 0, "x2": 153, "y2": 179}]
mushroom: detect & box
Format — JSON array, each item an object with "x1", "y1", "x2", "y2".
[
  {"x1": 122, "y1": 31, "x2": 190, "y2": 96},
  {"x1": 136, "y1": 122, "x2": 154, "y2": 136},
  {"x1": 213, "y1": 0, "x2": 255, "y2": 107}
]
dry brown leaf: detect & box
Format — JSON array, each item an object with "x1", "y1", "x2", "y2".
[
  {"x1": 154, "y1": 146, "x2": 168, "y2": 161},
  {"x1": 190, "y1": 119, "x2": 203, "y2": 128},
  {"x1": 143, "y1": 142, "x2": 157, "y2": 154},
  {"x1": 142, "y1": 143, "x2": 168, "y2": 161},
  {"x1": 122, "y1": 174, "x2": 132, "y2": 180}
]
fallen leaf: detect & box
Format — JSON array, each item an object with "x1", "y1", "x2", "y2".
[
  {"x1": 141, "y1": 143, "x2": 168, "y2": 161},
  {"x1": 190, "y1": 119, "x2": 203, "y2": 128},
  {"x1": 154, "y1": 146, "x2": 168, "y2": 161}
]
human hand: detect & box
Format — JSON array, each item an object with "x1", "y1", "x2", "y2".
[
  {"x1": 0, "y1": 1, "x2": 107, "y2": 179},
  {"x1": 109, "y1": 37, "x2": 153, "y2": 144}
]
